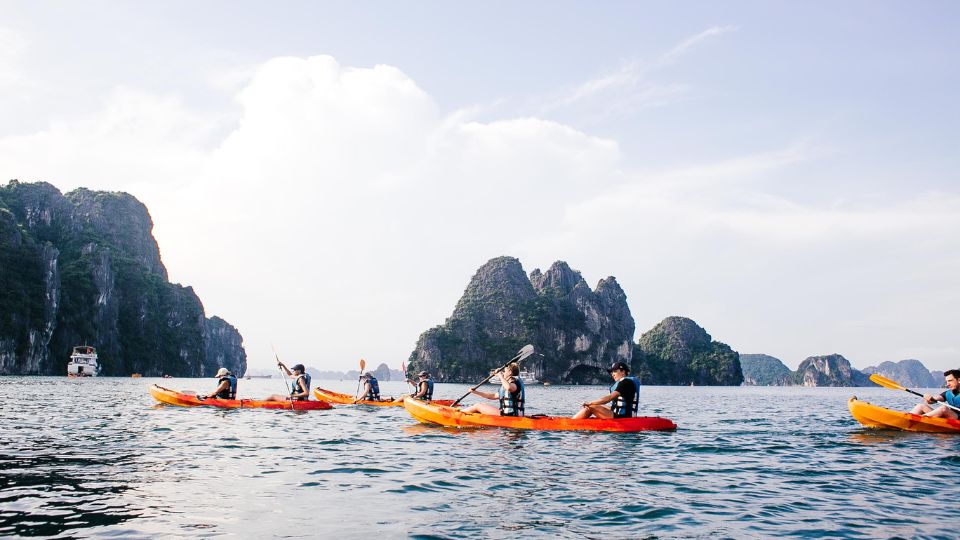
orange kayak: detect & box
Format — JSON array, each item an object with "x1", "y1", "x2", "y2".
[
  {"x1": 150, "y1": 384, "x2": 333, "y2": 410},
  {"x1": 313, "y1": 387, "x2": 454, "y2": 407},
  {"x1": 403, "y1": 397, "x2": 677, "y2": 432},
  {"x1": 848, "y1": 396, "x2": 960, "y2": 433}
]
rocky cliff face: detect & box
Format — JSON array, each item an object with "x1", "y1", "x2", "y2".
[
  {"x1": 740, "y1": 354, "x2": 791, "y2": 386},
  {"x1": 634, "y1": 316, "x2": 743, "y2": 385},
  {"x1": 790, "y1": 354, "x2": 872, "y2": 387},
  {"x1": 0, "y1": 180, "x2": 246, "y2": 376},
  {"x1": 408, "y1": 257, "x2": 635, "y2": 383},
  {"x1": 861, "y1": 360, "x2": 941, "y2": 389}
]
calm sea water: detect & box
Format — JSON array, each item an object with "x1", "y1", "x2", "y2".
[{"x1": 1, "y1": 377, "x2": 955, "y2": 539}]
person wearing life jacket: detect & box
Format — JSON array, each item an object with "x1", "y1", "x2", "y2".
[
  {"x1": 460, "y1": 363, "x2": 525, "y2": 416},
  {"x1": 357, "y1": 372, "x2": 383, "y2": 402},
  {"x1": 411, "y1": 371, "x2": 435, "y2": 401},
  {"x1": 572, "y1": 361, "x2": 640, "y2": 419},
  {"x1": 264, "y1": 363, "x2": 311, "y2": 401},
  {"x1": 206, "y1": 367, "x2": 237, "y2": 400},
  {"x1": 910, "y1": 369, "x2": 960, "y2": 419}
]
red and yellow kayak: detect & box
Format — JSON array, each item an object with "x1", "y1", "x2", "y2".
[
  {"x1": 150, "y1": 384, "x2": 333, "y2": 410},
  {"x1": 848, "y1": 397, "x2": 960, "y2": 433},
  {"x1": 403, "y1": 397, "x2": 677, "y2": 432},
  {"x1": 313, "y1": 387, "x2": 455, "y2": 407}
]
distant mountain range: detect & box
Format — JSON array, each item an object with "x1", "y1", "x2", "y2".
[{"x1": 741, "y1": 354, "x2": 944, "y2": 388}]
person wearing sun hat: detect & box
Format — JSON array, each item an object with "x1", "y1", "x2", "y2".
[
  {"x1": 207, "y1": 367, "x2": 237, "y2": 400},
  {"x1": 571, "y1": 361, "x2": 640, "y2": 419}
]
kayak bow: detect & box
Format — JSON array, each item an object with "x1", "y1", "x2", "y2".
[
  {"x1": 150, "y1": 384, "x2": 333, "y2": 410},
  {"x1": 403, "y1": 397, "x2": 677, "y2": 432}
]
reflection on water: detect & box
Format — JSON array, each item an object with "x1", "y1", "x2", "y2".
[{"x1": 0, "y1": 377, "x2": 954, "y2": 538}]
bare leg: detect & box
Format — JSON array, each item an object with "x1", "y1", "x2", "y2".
[
  {"x1": 573, "y1": 405, "x2": 614, "y2": 419},
  {"x1": 925, "y1": 405, "x2": 959, "y2": 419},
  {"x1": 911, "y1": 403, "x2": 934, "y2": 415},
  {"x1": 460, "y1": 403, "x2": 501, "y2": 415}
]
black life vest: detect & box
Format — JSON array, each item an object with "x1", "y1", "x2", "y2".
[
  {"x1": 290, "y1": 373, "x2": 311, "y2": 400},
  {"x1": 418, "y1": 379, "x2": 434, "y2": 401},
  {"x1": 216, "y1": 375, "x2": 237, "y2": 399},
  {"x1": 498, "y1": 377, "x2": 525, "y2": 417},
  {"x1": 610, "y1": 376, "x2": 640, "y2": 418}
]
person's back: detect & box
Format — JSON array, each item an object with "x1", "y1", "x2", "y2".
[
  {"x1": 213, "y1": 368, "x2": 237, "y2": 399},
  {"x1": 364, "y1": 375, "x2": 381, "y2": 401}
]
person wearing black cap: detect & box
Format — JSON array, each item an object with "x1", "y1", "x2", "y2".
[
  {"x1": 572, "y1": 361, "x2": 640, "y2": 419},
  {"x1": 264, "y1": 362, "x2": 312, "y2": 401}
]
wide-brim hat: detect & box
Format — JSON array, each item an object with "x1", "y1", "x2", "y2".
[
  {"x1": 215, "y1": 368, "x2": 230, "y2": 377},
  {"x1": 417, "y1": 371, "x2": 430, "y2": 378}
]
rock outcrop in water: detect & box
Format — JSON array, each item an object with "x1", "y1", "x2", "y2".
[
  {"x1": 861, "y1": 360, "x2": 942, "y2": 389},
  {"x1": 408, "y1": 257, "x2": 634, "y2": 384},
  {"x1": 0, "y1": 180, "x2": 246, "y2": 376},
  {"x1": 790, "y1": 354, "x2": 872, "y2": 387},
  {"x1": 634, "y1": 317, "x2": 743, "y2": 386},
  {"x1": 740, "y1": 354, "x2": 791, "y2": 386}
]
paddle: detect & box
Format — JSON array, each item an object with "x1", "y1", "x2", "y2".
[
  {"x1": 869, "y1": 373, "x2": 960, "y2": 413},
  {"x1": 355, "y1": 358, "x2": 366, "y2": 401},
  {"x1": 402, "y1": 361, "x2": 415, "y2": 388},
  {"x1": 451, "y1": 345, "x2": 534, "y2": 407},
  {"x1": 272, "y1": 344, "x2": 295, "y2": 411}
]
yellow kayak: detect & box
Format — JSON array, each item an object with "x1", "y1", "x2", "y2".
[
  {"x1": 848, "y1": 396, "x2": 960, "y2": 433},
  {"x1": 403, "y1": 397, "x2": 677, "y2": 432},
  {"x1": 313, "y1": 387, "x2": 455, "y2": 407}
]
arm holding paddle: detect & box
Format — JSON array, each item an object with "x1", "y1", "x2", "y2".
[
  {"x1": 450, "y1": 345, "x2": 534, "y2": 408},
  {"x1": 871, "y1": 372, "x2": 960, "y2": 418}
]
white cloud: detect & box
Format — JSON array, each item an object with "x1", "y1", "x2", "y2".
[
  {"x1": 0, "y1": 52, "x2": 956, "y2": 372},
  {"x1": 532, "y1": 25, "x2": 737, "y2": 123},
  {"x1": 658, "y1": 25, "x2": 739, "y2": 66}
]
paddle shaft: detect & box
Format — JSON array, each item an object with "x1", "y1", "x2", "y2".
[
  {"x1": 902, "y1": 387, "x2": 960, "y2": 413},
  {"x1": 272, "y1": 345, "x2": 295, "y2": 410}
]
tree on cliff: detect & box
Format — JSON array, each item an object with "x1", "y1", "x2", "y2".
[
  {"x1": 0, "y1": 180, "x2": 246, "y2": 376},
  {"x1": 407, "y1": 256, "x2": 635, "y2": 383},
  {"x1": 634, "y1": 316, "x2": 743, "y2": 386}
]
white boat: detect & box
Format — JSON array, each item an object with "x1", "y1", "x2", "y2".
[
  {"x1": 487, "y1": 369, "x2": 539, "y2": 384},
  {"x1": 67, "y1": 346, "x2": 99, "y2": 377}
]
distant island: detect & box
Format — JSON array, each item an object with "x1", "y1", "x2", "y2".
[
  {"x1": 405, "y1": 255, "x2": 942, "y2": 387},
  {"x1": 0, "y1": 180, "x2": 246, "y2": 377},
  {"x1": 407, "y1": 256, "x2": 741, "y2": 385},
  {"x1": 742, "y1": 354, "x2": 944, "y2": 388}
]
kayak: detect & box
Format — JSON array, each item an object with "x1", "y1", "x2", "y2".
[
  {"x1": 149, "y1": 384, "x2": 333, "y2": 410},
  {"x1": 848, "y1": 397, "x2": 960, "y2": 433},
  {"x1": 402, "y1": 397, "x2": 677, "y2": 432},
  {"x1": 313, "y1": 387, "x2": 455, "y2": 407}
]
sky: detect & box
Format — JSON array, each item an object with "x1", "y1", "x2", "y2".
[{"x1": 1, "y1": 1, "x2": 957, "y2": 372}]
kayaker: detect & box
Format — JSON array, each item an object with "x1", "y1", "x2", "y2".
[
  {"x1": 264, "y1": 363, "x2": 312, "y2": 401},
  {"x1": 357, "y1": 372, "x2": 383, "y2": 402},
  {"x1": 206, "y1": 367, "x2": 237, "y2": 400},
  {"x1": 572, "y1": 361, "x2": 640, "y2": 419},
  {"x1": 460, "y1": 363, "x2": 525, "y2": 416},
  {"x1": 399, "y1": 371, "x2": 434, "y2": 402},
  {"x1": 410, "y1": 371, "x2": 435, "y2": 401},
  {"x1": 910, "y1": 369, "x2": 960, "y2": 418}
]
